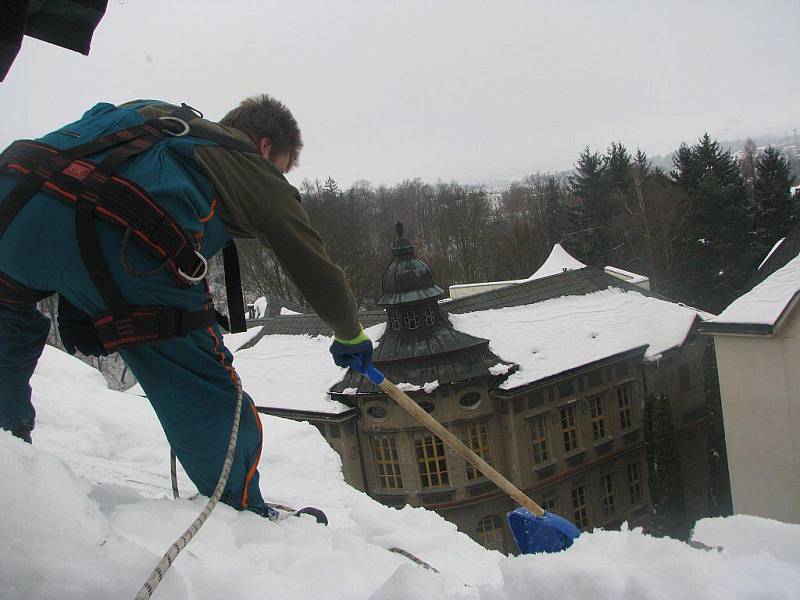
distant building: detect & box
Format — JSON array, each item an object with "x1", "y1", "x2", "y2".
[
  {"x1": 700, "y1": 224, "x2": 800, "y2": 524},
  {"x1": 245, "y1": 232, "x2": 714, "y2": 552}
]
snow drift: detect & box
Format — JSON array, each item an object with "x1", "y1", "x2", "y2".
[{"x1": 1, "y1": 346, "x2": 798, "y2": 599}]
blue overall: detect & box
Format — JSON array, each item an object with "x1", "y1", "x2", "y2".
[{"x1": 0, "y1": 102, "x2": 270, "y2": 515}]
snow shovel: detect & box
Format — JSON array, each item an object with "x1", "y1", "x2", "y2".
[{"x1": 354, "y1": 363, "x2": 580, "y2": 554}]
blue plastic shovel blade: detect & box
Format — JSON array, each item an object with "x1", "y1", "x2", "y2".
[{"x1": 506, "y1": 508, "x2": 581, "y2": 554}]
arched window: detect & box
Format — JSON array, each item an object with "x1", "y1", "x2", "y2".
[
  {"x1": 458, "y1": 392, "x2": 481, "y2": 410},
  {"x1": 476, "y1": 515, "x2": 505, "y2": 551},
  {"x1": 366, "y1": 404, "x2": 388, "y2": 421},
  {"x1": 404, "y1": 310, "x2": 419, "y2": 330},
  {"x1": 422, "y1": 305, "x2": 436, "y2": 326},
  {"x1": 417, "y1": 401, "x2": 435, "y2": 414},
  {"x1": 390, "y1": 311, "x2": 401, "y2": 331}
]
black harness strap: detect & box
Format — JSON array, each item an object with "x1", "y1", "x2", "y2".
[
  {"x1": 75, "y1": 197, "x2": 133, "y2": 339},
  {"x1": 94, "y1": 305, "x2": 217, "y2": 351},
  {"x1": 223, "y1": 241, "x2": 247, "y2": 333},
  {"x1": 0, "y1": 105, "x2": 249, "y2": 350}
]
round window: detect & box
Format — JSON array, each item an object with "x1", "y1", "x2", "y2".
[
  {"x1": 417, "y1": 401, "x2": 435, "y2": 413},
  {"x1": 458, "y1": 392, "x2": 482, "y2": 410},
  {"x1": 367, "y1": 404, "x2": 388, "y2": 420}
]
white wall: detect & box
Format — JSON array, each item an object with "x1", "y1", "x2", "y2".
[{"x1": 713, "y1": 313, "x2": 800, "y2": 524}]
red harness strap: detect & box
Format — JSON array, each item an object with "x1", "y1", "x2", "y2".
[{"x1": 0, "y1": 110, "x2": 222, "y2": 352}]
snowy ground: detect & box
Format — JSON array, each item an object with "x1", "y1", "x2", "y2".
[{"x1": 1, "y1": 347, "x2": 799, "y2": 599}]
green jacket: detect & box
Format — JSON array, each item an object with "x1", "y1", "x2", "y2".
[{"x1": 130, "y1": 102, "x2": 360, "y2": 340}]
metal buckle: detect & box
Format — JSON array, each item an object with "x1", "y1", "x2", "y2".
[
  {"x1": 157, "y1": 116, "x2": 190, "y2": 137},
  {"x1": 178, "y1": 251, "x2": 208, "y2": 284}
]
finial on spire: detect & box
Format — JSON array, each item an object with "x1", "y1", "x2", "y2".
[{"x1": 395, "y1": 222, "x2": 404, "y2": 238}]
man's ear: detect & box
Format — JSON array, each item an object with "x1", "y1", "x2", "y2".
[{"x1": 258, "y1": 137, "x2": 272, "y2": 158}]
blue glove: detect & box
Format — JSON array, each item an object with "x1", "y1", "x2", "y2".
[
  {"x1": 57, "y1": 295, "x2": 108, "y2": 357},
  {"x1": 329, "y1": 326, "x2": 373, "y2": 373}
]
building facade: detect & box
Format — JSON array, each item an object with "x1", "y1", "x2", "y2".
[
  {"x1": 247, "y1": 233, "x2": 715, "y2": 552},
  {"x1": 701, "y1": 226, "x2": 800, "y2": 524}
]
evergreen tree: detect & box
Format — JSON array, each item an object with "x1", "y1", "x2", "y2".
[
  {"x1": 643, "y1": 393, "x2": 691, "y2": 540},
  {"x1": 671, "y1": 134, "x2": 756, "y2": 313},
  {"x1": 569, "y1": 147, "x2": 612, "y2": 265},
  {"x1": 753, "y1": 146, "x2": 798, "y2": 257},
  {"x1": 703, "y1": 339, "x2": 733, "y2": 517}
]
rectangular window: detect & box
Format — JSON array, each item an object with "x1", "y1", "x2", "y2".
[
  {"x1": 499, "y1": 399, "x2": 509, "y2": 415},
  {"x1": 528, "y1": 390, "x2": 544, "y2": 410},
  {"x1": 560, "y1": 405, "x2": 579, "y2": 452},
  {"x1": 627, "y1": 463, "x2": 642, "y2": 504},
  {"x1": 530, "y1": 415, "x2": 550, "y2": 465},
  {"x1": 541, "y1": 496, "x2": 559, "y2": 513},
  {"x1": 572, "y1": 484, "x2": 589, "y2": 530},
  {"x1": 389, "y1": 311, "x2": 401, "y2": 331},
  {"x1": 371, "y1": 435, "x2": 403, "y2": 489},
  {"x1": 404, "y1": 310, "x2": 420, "y2": 330},
  {"x1": 463, "y1": 421, "x2": 492, "y2": 480},
  {"x1": 587, "y1": 369, "x2": 603, "y2": 387},
  {"x1": 617, "y1": 385, "x2": 633, "y2": 430},
  {"x1": 512, "y1": 397, "x2": 524, "y2": 414},
  {"x1": 415, "y1": 434, "x2": 449, "y2": 488},
  {"x1": 601, "y1": 473, "x2": 615, "y2": 518},
  {"x1": 558, "y1": 380, "x2": 575, "y2": 398},
  {"x1": 422, "y1": 306, "x2": 436, "y2": 326},
  {"x1": 678, "y1": 363, "x2": 691, "y2": 392},
  {"x1": 589, "y1": 394, "x2": 606, "y2": 441},
  {"x1": 547, "y1": 388, "x2": 555, "y2": 403},
  {"x1": 329, "y1": 423, "x2": 341, "y2": 438}
]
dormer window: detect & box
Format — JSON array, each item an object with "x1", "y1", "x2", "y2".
[
  {"x1": 404, "y1": 310, "x2": 419, "y2": 330},
  {"x1": 390, "y1": 311, "x2": 401, "y2": 331},
  {"x1": 423, "y1": 306, "x2": 436, "y2": 326}
]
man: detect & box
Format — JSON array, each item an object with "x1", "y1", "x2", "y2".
[{"x1": 0, "y1": 95, "x2": 374, "y2": 519}]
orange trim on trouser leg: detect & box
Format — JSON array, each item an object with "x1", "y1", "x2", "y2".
[
  {"x1": 206, "y1": 324, "x2": 263, "y2": 509},
  {"x1": 241, "y1": 397, "x2": 263, "y2": 508}
]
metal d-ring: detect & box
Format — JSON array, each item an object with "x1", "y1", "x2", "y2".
[
  {"x1": 178, "y1": 251, "x2": 208, "y2": 283},
  {"x1": 158, "y1": 116, "x2": 190, "y2": 137}
]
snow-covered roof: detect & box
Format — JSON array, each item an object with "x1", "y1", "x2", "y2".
[
  {"x1": 450, "y1": 288, "x2": 704, "y2": 390},
  {"x1": 7, "y1": 346, "x2": 800, "y2": 598},
  {"x1": 234, "y1": 322, "x2": 386, "y2": 414},
  {"x1": 449, "y1": 244, "x2": 586, "y2": 297},
  {"x1": 525, "y1": 243, "x2": 586, "y2": 281},
  {"x1": 705, "y1": 253, "x2": 800, "y2": 332}
]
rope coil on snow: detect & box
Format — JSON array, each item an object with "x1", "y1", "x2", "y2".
[{"x1": 134, "y1": 379, "x2": 244, "y2": 600}]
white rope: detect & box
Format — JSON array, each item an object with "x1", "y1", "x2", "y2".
[{"x1": 134, "y1": 380, "x2": 244, "y2": 600}]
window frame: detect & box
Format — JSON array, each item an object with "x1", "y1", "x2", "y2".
[
  {"x1": 463, "y1": 420, "x2": 492, "y2": 480},
  {"x1": 530, "y1": 414, "x2": 551, "y2": 466},
  {"x1": 560, "y1": 404, "x2": 579, "y2": 453},
  {"x1": 571, "y1": 483, "x2": 589, "y2": 530},
  {"x1": 371, "y1": 434, "x2": 404, "y2": 489},
  {"x1": 404, "y1": 310, "x2": 420, "y2": 330},
  {"x1": 415, "y1": 433, "x2": 449, "y2": 488},
  {"x1": 476, "y1": 515, "x2": 505, "y2": 551},
  {"x1": 601, "y1": 473, "x2": 616, "y2": 518},
  {"x1": 589, "y1": 393, "x2": 607, "y2": 441},
  {"x1": 617, "y1": 385, "x2": 633, "y2": 430}
]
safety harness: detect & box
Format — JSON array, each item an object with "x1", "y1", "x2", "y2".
[{"x1": 0, "y1": 104, "x2": 249, "y2": 352}]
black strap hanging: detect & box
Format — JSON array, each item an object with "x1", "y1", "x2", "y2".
[{"x1": 223, "y1": 241, "x2": 247, "y2": 333}]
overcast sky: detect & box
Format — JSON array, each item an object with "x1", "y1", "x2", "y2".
[{"x1": 2, "y1": 0, "x2": 798, "y2": 189}]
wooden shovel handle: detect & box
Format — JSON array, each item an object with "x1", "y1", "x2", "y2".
[{"x1": 378, "y1": 377, "x2": 545, "y2": 517}]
